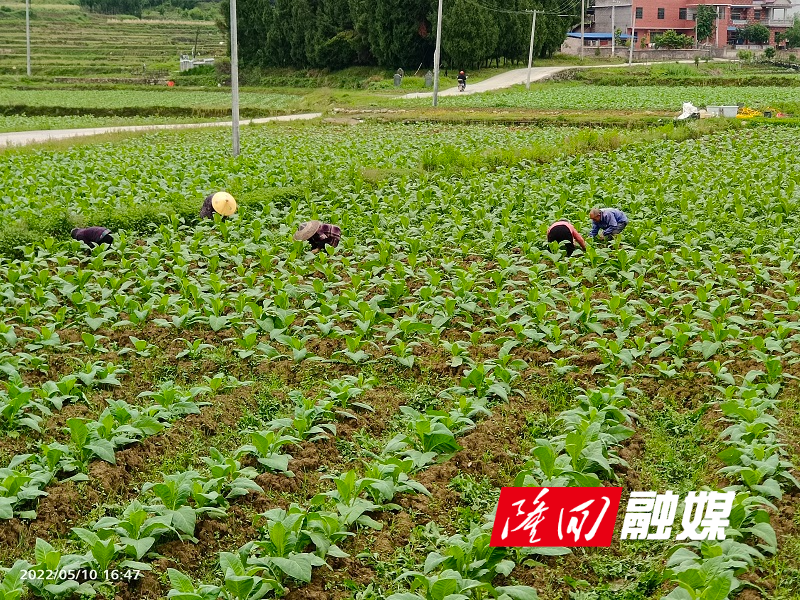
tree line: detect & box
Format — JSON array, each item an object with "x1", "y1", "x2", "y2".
[
  {"x1": 78, "y1": 0, "x2": 211, "y2": 18},
  {"x1": 217, "y1": 0, "x2": 577, "y2": 71}
]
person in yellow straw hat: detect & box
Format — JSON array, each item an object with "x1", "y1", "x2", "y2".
[
  {"x1": 200, "y1": 191, "x2": 237, "y2": 219},
  {"x1": 293, "y1": 220, "x2": 341, "y2": 254}
]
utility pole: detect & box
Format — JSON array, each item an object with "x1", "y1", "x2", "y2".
[
  {"x1": 580, "y1": 0, "x2": 585, "y2": 60},
  {"x1": 432, "y1": 0, "x2": 444, "y2": 106},
  {"x1": 628, "y1": 3, "x2": 636, "y2": 65},
  {"x1": 229, "y1": 0, "x2": 240, "y2": 157},
  {"x1": 715, "y1": 5, "x2": 720, "y2": 48},
  {"x1": 25, "y1": 0, "x2": 30, "y2": 76},
  {"x1": 526, "y1": 10, "x2": 538, "y2": 89},
  {"x1": 611, "y1": 1, "x2": 616, "y2": 57}
]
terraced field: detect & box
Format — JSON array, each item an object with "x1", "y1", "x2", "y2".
[
  {"x1": 0, "y1": 88, "x2": 301, "y2": 117},
  {"x1": 0, "y1": 6, "x2": 223, "y2": 76},
  {"x1": 0, "y1": 121, "x2": 799, "y2": 600}
]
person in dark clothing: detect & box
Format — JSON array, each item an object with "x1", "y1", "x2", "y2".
[
  {"x1": 457, "y1": 70, "x2": 467, "y2": 90},
  {"x1": 199, "y1": 191, "x2": 237, "y2": 219},
  {"x1": 547, "y1": 220, "x2": 586, "y2": 257},
  {"x1": 71, "y1": 227, "x2": 113, "y2": 248},
  {"x1": 293, "y1": 220, "x2": 342, "y2": 254}
]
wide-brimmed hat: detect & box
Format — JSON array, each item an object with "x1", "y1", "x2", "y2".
[
  {"x1": 293, "y1": 220, "x2": 322, "y2": 241},
  {"x1": 211, "y1": 191, "x2": 237, "y2": 216}
]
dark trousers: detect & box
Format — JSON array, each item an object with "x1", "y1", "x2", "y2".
[{"x1": 547, "y1": 225, "x2": 575, "y2": 257}]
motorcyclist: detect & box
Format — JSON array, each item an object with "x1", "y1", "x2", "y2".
[{"x1": 457, "y1": 70, "x2": 467, "y2": 90}]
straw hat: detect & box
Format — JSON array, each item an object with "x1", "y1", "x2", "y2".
[
  {"x1": 293, "y1": 220, "x2": 322, "y2": 241},
  {"x1": 211, "y1": 191, "x2": 237, "y2": 216}
]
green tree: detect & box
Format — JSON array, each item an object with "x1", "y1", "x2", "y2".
[
  {"x1": 535, "y1": 11, "x2": 573, "y2": 58},
  {"x1": 348, "y1": 0, "x2": 377, "y2": 63},
  {"x1": 364, "y1": 0, "x2": 434, "y2": 68},
  {"x1": 492, "y1": 9, "x2": 529, "y2": 66},
  {"x1": 441, "y1": 0, "x2": 499, "y2": 69},
  {"x1": 782, "y1": 16, "x2": 800, "y2": 48},
  {"x1": 741, "y1": 22, "x2": 770, "y2": 45},
  {"x1": 288, "y1": 0, "x2": 314, "y2": 67},
  {"x1": 218, "y1": 0, "x2": 270, "y2": 66},
  {"x1": 654, "y1": 29, "x2": 694, "y2": 49},
  {"x1": 79, "y1": 0, "x2": 142, "y2": 17},
  {"x1": 695, "y1": 5, "x2": 716, "y2": 43},
  {"x1": 264, "y1": 0, "x2": 293, "y2": 66},
  {"x1": 309, "y1": 0, "x2": 358, "y2": 68}
]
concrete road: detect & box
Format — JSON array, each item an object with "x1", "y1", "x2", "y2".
[
  {"x1": 402, "y1": 67, "x2": 568, "y2": 99},
  {"x1": 0, "y1": 112, "x2": 323, "y2": 148},
  {"x1": 401, "y1": 60, "x2": 724, "y2": 99}
]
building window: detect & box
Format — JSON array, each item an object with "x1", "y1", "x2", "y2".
[
  {"x1": 658, "y1": 7, "x2": 664, "y2": 19},
  {"x1": 635, "y1": 7, "x2": 643, "y2": 18},
  {"x1": 679, "y1": 8, "x2": 687, "y2": 19},
  {"x1": 717, "y1": 7, "x2": 725, "y2": 18},
  {"x1": 754, "y1": 9, "x2": 761, "y2": 20}
]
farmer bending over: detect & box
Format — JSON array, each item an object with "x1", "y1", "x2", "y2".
[
  {"x1": 200, "y1": 191, "x2": 237, "y2": 219},
  {"x1": 293, "y1": 220, "x2": 341, "y2": 254},
  {"x1": 547, "y1": 220, "x2": 586, "y2": 257},
  {"x1": 71, "y1": 227, "x2": 113, "y2": 248},
  {"x1": 588, "y1": 207, "x2": 628, "y2": 240}
]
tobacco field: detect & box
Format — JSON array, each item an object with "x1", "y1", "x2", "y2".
[
  {"x1": 1, "y1": 122, "x2": 799, "y2": 600},
  {"x1": 425, "y1": 84, "x2": 800, "y2": 113}
]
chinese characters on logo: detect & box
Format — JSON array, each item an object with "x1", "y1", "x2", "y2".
[
  {"x1": 621, "y1": 490, "x2": 735, "y2": 541},
  {"x1": 490, "y1": 487, "x2": 735, "y2": 547},
  {"x1": 490, "y1": 487, "x2": 623, "y2": 547}
]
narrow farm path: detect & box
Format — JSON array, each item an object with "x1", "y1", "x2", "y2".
[{"x1": 0, "y1": 112, "x2": 323, "y2": 148}]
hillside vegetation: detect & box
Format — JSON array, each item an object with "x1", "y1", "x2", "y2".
[{"x1": 0, "y1": 2, "x2": 223, "y2": 77}]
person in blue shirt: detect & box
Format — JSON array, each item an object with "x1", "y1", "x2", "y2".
[{"x1": 588, "y1": 207, "x2": 628, "y2": 240}]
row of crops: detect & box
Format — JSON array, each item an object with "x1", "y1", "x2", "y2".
[
  {"x1": 418, "y1": 83, "x2": 800, "y2": 112},
  {"x1": 1, "y1": 122, "x2": 799, "y2": 598}
]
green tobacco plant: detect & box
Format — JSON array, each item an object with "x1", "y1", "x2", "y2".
[
  {"x1": 93, "y1": 500, "x2": 175, "y2": 561},
  {"x1": 0, "y1": 455, "x2": 52, "y2": 519},
  {"x1": 138, "y1": 381, "x2": 211, "y2": 418},
  {"x1": 143, "y1": 471, "x2": 223, "y2": 539},
  {"x1": 248, "y1": 508, "x2": 327, "y2": 584},
  {"x1": 194, "y1": 448, "x2": 263, "y2": 508},
  {"x1": 218, "y1": 549, "x2": 283, "y2": 599},
  {"x1": 315, "y1": 470, "x2": 384, "y2": 529},
  {"x1": 167, "y1": 568, "x2": 222, "y2": 600},
  {"x1": 0, "y1": 381, "x2": 48, "y2": 433},
  {"x1": 423, "y1": 526, "x2": 515, "y2": 583},
  {"x1": 23, "y1": 538, "x2": 93, "y2": 599},
  {"x1": 236, "y1": 430, "x2": 298, "y2": 475}
]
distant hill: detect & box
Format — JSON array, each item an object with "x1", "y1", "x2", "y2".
[{"x1": 0, "y1": 0, "x2": 224, "y2": 77}]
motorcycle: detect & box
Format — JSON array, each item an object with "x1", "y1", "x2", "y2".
[{"x1": 457, "y1": 79, "x2": 466, "y2": 92}]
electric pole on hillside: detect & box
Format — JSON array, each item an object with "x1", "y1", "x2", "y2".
[
  {"x1": 526, "y1": 10, "x2": 537, "y2": 90},
  {"x1": 229, "y1": 0, "x2": 240, "y2": 157},
  {"x1": 432, "y1": 0, "x2": 444, "y2": 107},
  {"x1": 25, "y1": 0, "x2": 30, "y2": 76}
]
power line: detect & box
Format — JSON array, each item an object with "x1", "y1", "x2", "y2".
[{"x1": 462, "y1": 0, "x2": 580, "y2": 17}]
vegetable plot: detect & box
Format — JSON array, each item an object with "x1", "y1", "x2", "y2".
[{"x1": 0, "y1": 122, "x2": 799, "y2": 599}]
